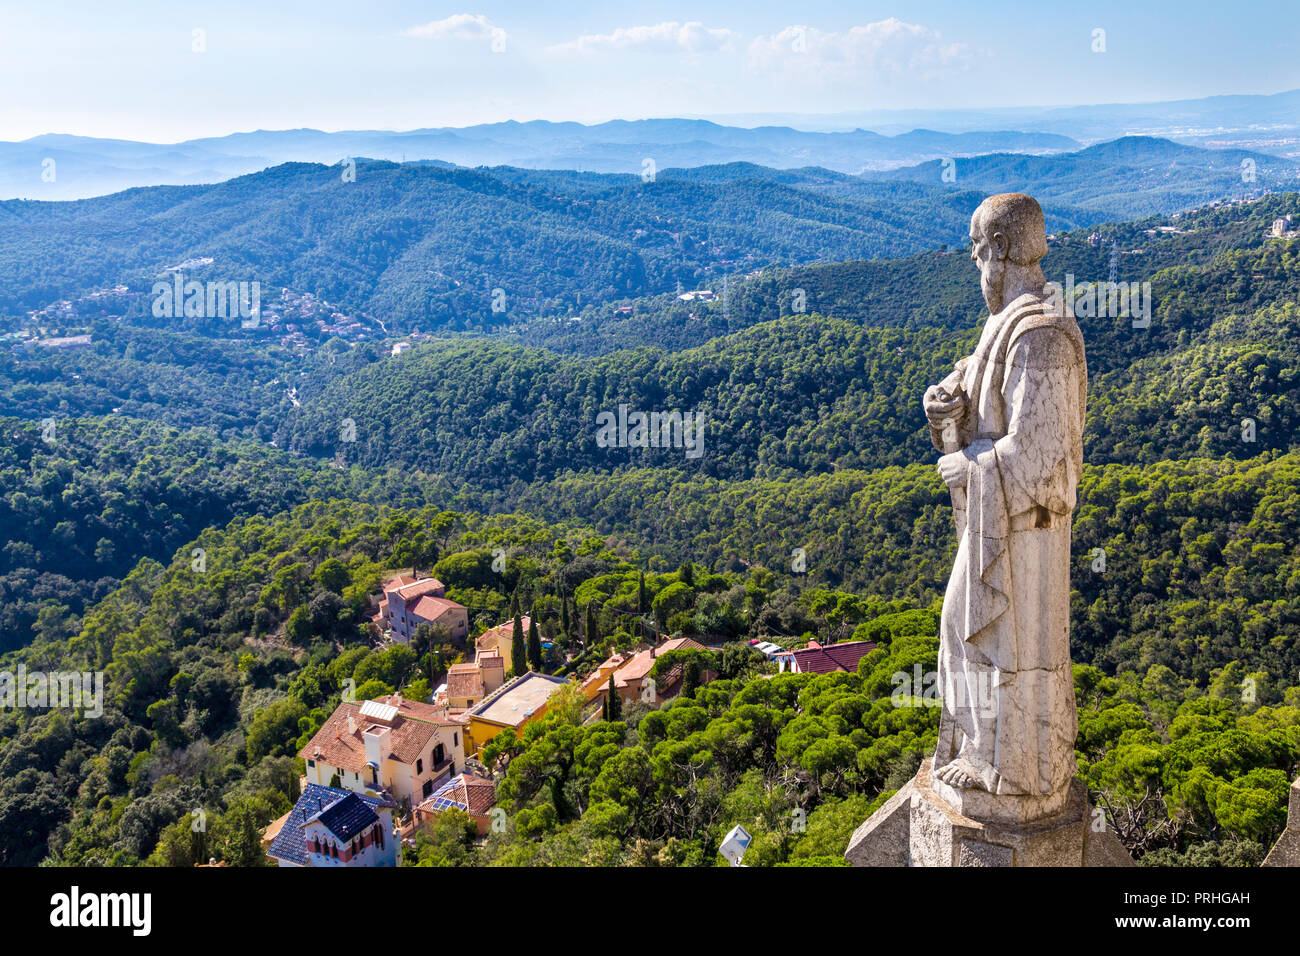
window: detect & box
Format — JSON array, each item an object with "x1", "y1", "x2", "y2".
[
  {"x1": 422, "y1": 778, "x2": 434, "y2": 798},
  {"x1": 433, "y1": 743, "x2": 445, "y2": 764},
  {"x1": 454, "y1": 732, "x2": 459, "y2": 747},
  {"x1": 416, "y1": 758, "x2": 423, "y2": 775}
]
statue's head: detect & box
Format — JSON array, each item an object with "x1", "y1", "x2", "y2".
[{"x1": 969, "y1": 193, "x2": 1048, "y2": 313}]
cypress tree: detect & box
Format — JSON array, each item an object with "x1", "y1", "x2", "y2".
[
  {"x1": 585, "y1": 601, "x2": 600, "y2": 648},
  {"x1": 638, "y1": 572, "x2": 648, "y2": 615},
  {"x1": 527, "y1": 615, "x2": 542, "y2": 671},
  {"x1": 561, "y1": 594, "x2": 571, "y2": 638},
  {"x1": 510, "y1": 594, "x2": 525, "y2": 678},
  {"x1": 606, "y1": 674, "x2": 621, "y2": 721}
]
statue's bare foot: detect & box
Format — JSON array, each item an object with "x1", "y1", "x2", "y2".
[{"x1": 934, "y1": 758, "x2": 989, "y2": 791}]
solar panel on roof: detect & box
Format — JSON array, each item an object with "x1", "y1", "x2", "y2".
[{"x1": 360, "y1": 699, "x2": 400, "y2": 723}]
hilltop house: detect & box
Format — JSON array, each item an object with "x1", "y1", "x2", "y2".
[
  {"x1": 774, "y1": 639, "x2": 876, "y2": 675},
  {"x1": 300, "y1": 695, "x2": 466, "y2": 807},
  {"x1": 267, "y1": 784, "x2": 398, "y2": 867},
  {"x1": 581, "y1": 636, "x2": 710, "y2": 708},
  {"x1": 446, "y1": 653, "x2": 506, "y2": 710},
  {"x1": 413, "y1": 772, "x2": 499, "y2": 835},
  {"x1": 376, "y1": 574, "x2": 469, "y2": 644},
  {"x1": 462, "y1": 671, "x2": 570, "y2": 757},
  {"x1": 474, "y1": 615, "x2": 531, "y2": 674}
]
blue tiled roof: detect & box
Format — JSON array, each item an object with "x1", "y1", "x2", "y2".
[{"x1": 268, "y1": 784, "x2": 389, "y2": 866}]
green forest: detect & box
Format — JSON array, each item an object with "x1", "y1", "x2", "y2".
[{"x1": 0, "y1": 168, "x2": 1297, "y2": 868}]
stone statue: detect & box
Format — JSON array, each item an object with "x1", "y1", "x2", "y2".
[
  {"x1": 922, "y1": 192, "x2": 1086, "y2": 805},
  {"x1": 845, "y1": 193, "x2": 1130, "y2": 865}
]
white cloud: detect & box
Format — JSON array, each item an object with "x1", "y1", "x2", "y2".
[
  {"x1": 402, "y1": 13, "x2": 507, "y2": 45},
  {"x1": 550, "y1": 21, "x2": 737, "y2": 56},
  {"x1": 748, "y1": 19, "x2": 972, "y2": 81}
]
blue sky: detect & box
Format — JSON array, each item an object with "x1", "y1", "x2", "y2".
[{"x1": 0, "y1": 0, "x2": 1296, "y2": 141}]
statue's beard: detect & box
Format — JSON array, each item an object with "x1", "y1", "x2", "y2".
[{"x1": 980, "y1": 262, "x2": 1006, "y2": 314}]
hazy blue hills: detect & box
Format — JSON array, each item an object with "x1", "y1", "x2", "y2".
[
  {"x1": 0, "y1": 121, "x2": 1082, "y2": 200},
  {"x1": 870, "y1": 136, "x2": 1299, "y2": 216}
]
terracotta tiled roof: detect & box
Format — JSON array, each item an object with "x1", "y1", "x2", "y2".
[
  {"x1": 787, "y1": 640, "x2": 877, "y2": 675},
  {"x1": 389, "y1": 577, "x2": 445, "y2": 601},
  {"x1": 410, "y1": 595, "x2": 465, "y2": 623},
  {"x1": 579, "y1": 653, "x2": 626, "y2": 692},
  {"x1": 476, "y1": 617, "x2": 531, "y2": 650},
  {"x1": 447, "y1": 663, "x2": 485, "y2": 700},
  {"x1": 614, "y1": 637, "x2": 705, "y2": 685},
  {"x1": 299, "y1": 695, "x2": 461, "y2": 774},
  {"x1": 417, "y1": 772, "x2": 497, "y2": 819}
]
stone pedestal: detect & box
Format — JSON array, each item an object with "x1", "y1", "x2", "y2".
[
  {"x1": 1263, "y1": 778, "x2": 1300, "y2": 866},
  {"x1": 845, "y1": 757, "x2": 1134, "y2": 867}
]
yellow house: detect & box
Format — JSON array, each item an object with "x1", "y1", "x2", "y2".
[
  {"x1": 462, "y1": 671, "x2": 570, "y2": 756},
  {"x1": 445, "y1": 653, "x2": 505, "y2": 709},
  {"x1": 474, "y1": 616, "x2": 530, "y2": 675}
]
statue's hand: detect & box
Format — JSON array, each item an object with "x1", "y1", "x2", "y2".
[
  {"x1": 937, "y1": 451, "x2": 967, "y2": 488},
  {"x1": 924, "y1": 383, "x2": 965, "y2": 425}
]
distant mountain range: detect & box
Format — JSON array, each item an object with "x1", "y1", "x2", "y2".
[
  {"x1": 0, "y1": 123, "x2": 1082, "y2": 200},
  {"x1": 3, "y1": 88, "x2": 1296, "y2": 201},
  {"x1": 701, "y1": 88, "x2": 1300, "y2": 145},
  {"x1": 870, "y1": 136, "x2": 1300, "y2": 217}
]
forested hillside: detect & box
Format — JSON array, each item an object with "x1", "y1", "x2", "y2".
[
  {"x1": 0, "y1": 416, "x2": 452, "y2": 651},
  {"x1": 0, "y1": 161, "x2": 996, "y2": 327},
  {"x1": 0, "y1": 181, "x2": 1297, "y2": 869},
  {"x1": 2, "y1": 139, "x2": 1287, "y2": 335}
]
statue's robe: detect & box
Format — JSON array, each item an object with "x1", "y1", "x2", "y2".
[{"x1": 930, "y1": 290, "x2": 1087, "y2": 797}]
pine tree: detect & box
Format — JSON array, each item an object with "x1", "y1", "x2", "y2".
[
  {"x1": 527, "y1": 615, "x2": 542, "y2": 672},
  {"x1": 606, "y1": 674, "x2": 621, "y2": 721},
  {"x1": 510, "y1": 594, "x2": 525, "y2": 678}
]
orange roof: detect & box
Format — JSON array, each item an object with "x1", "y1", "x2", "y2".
[
  {"x1": 390, "y1": 577, "x2": 446, "y2": 601},
  {"x1": 262, "y1": 809, "x2": 292, "y2": 845},
  {"x1": 476, "y1": 616, "x2": 531, "y2": 650},
  {"x1": 299, "y1": 695, "x2": 462, "y2": 775},
  {"x1": 580, "y1": 653, "x2": 626, "y2": 691},
  {"x1": 416, "y1": 773, "x2": 497, "y2": 819},
  {"x1": 410, "y1": 595, "x2": 466, "y2": 622},
  {"x1": 447, "y1": 663, "x2": 485, "y2": 700},
  {"x1": 613, "y1": 638, "x2": 705, "y2": 685}
]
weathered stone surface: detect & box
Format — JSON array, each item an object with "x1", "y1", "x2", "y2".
[
  {"x1": 847, "y1": 758, "x2": 1135, "y2": 867},
  {"x1": 844, "y1": 779, "x2": 913, "y2": 867},
  {"x1": 1263, "y1": 778, "x2": 1300, "y2": 866},
  {"x1": 924, "y1": 192, "x2": 1086, "y2": 804}
]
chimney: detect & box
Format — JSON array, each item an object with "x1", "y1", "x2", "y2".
[
  {"x1": 347, "y1": 715, "x2": 356, "y2": 735},
  {"x1": 364, "y1": 724, "x2": 392, "y2": 769}
]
